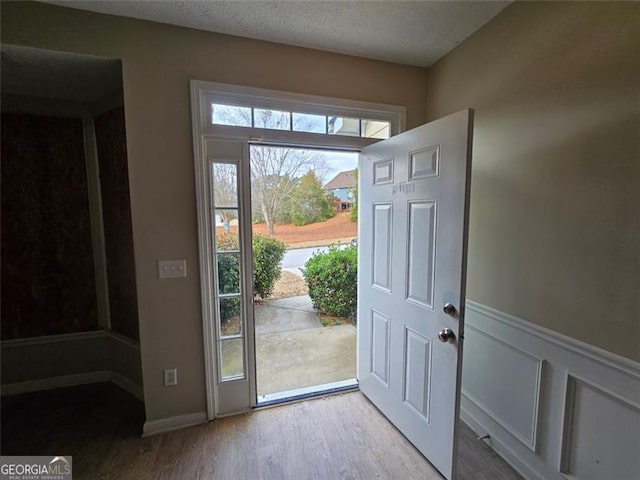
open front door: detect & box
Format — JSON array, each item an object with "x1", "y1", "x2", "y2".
[{"x1": 357, "y1": 110, "x2": 473, "y2": 479}]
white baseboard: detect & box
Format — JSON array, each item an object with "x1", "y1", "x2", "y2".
[
  {"x1": 1, "y1": 371, "x2": 111, "y2": 396},
  {"x1": 1, "y1": 330, "x2": 107, "y2": 348},
  {"x1": 142, "y1": 411, "x2": 208, "y2": 437},
  {"x1": 103, "y1": 329, "x2": 141, "y2": 349},
  {"x1": 1, "y1": 370, "x2": 145, "y2": 401},
  {"x1": 462, "y1": 301, "x2": 640, "y2": 480},
  {"x1": 1, "y1": 329, "x2": 144, "y2": 402},
  {"x1": 110, "y1": 372, "x2": 144, "y2": 401}
]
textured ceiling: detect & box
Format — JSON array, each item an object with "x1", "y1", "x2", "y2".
[
  {"x1": 1, "y1": 44, "x2": 123, "y2": 102},
  {"x1": 44, "y1": 1, "x2": 510, "y2": 67}
]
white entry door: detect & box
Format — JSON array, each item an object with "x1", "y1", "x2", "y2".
[{"x1": 357, "y1": 110, "x2": 474, "y2": 479}]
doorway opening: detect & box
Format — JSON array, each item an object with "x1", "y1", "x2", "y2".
[
  {"x1": 247, "y1": 144, "x2": 359, "y2": 404},
  {"x1": 191, "y1": 79, "x2": 406, "y2": 417}
]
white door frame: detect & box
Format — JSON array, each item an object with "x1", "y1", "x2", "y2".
[{"x1": 190, "y1": 80, "x2": 406, "y2": 419}]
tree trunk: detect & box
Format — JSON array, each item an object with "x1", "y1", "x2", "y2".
[{"x1": 262, "y1": 202, "x2": 275, "y2": 235}]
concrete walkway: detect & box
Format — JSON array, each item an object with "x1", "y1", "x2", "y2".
[
  {"x1": 282, "y1": 267, "x2": 304, "y2": 278},
  {"x1": 281, "y1": 246, "x2": 329, "y2": 269},
  {"x1": 254, "y1": 295, "x2": 356, "y2": 396}
]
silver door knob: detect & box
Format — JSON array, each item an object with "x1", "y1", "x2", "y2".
[
  {"x1": 443, "y1": 303, "x2": 457, "y2": 315},
  {"x1": 438, "y1": 328, "x2": 456, "y2": 343}
]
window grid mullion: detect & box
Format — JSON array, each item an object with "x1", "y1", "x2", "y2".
[{"x1": 211, "y1": 103, "x2": 392, "y2": 139}]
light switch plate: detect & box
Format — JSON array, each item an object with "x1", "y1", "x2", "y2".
[
  {"x1": 158, "y1": 259, "x2": 187, "y2": 278},
  {"x1": 164, "y1": 368, "x2": 177, "y2": 386}
]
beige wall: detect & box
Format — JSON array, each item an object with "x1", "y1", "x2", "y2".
[
  {"x1": 1, "y1": 1, "x2": 428, "y2": 421},
  {"x1": 3, "y1": 0, "x2": 637, "y2": 423},
  {"x1": 426, "y1": 2, "x2": 640, "y2": 361}
]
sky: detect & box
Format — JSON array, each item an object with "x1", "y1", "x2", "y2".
[
  {"x1": 316, "y1": 150, "x2": 358, "y2": 184},
  {"x1": 215, "y1": 106, "x2": 361, "y2": 183},
  {"x1": 250, "y1": 144, "x2": 358, "y2": 185}
]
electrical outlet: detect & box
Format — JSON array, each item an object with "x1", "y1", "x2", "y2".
[
  {"x1": 158, "y1": 259, "x2": 187, "y2": 279},
  {"x1": 164, "y1": 368, "x2": 177, "y2": 386}
]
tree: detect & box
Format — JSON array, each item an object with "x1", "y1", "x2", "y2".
[
  {"x1": 250, "y1": 145, "x2": 325, "y2": 235},
  {"x1": 211, "y1": 106, "x2": 329, "y2": 234},
  {"x1": 211, "y1": 162, "x2": 238, "y2": 225},
  {"x1": 290, "y1": 170, "x2": 335, "y2": 226},
  {"x1": 349, "y1": 169, "x2": 358, "y2": 222}
]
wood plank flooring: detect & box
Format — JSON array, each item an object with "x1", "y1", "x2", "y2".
[{"x1": 1, "y1": 383, "x2": 521, "y2": 480}]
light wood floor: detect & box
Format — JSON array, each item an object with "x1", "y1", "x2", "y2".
[{"x1": 1, "y1": 383, "x2": 521, "y2": 479}]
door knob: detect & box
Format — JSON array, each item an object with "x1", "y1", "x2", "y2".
[
  {"x1": 443, "y1": 303, "x2": 457, "y2": 315},
  {"x1": 438, "y1": 328, "x2": 456, "y2": 344}
]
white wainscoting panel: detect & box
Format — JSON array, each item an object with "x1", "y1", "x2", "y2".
[
  {"x1": 461, "y1": 301, "x2": 640, "y2": 480},
  {"x1": 462, "y1": 325, "x2": 542, "y2": 451},
  {"x1": 560, "y1": 375, "x2": 640, "y2": 480}
]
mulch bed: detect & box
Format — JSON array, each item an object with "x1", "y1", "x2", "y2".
[
  {"x1": 216, "y1": 212, "x2": 357, "y2": 248},
  {"x1": 268, "y1": 271, "x2": 309, "y2": 299}
]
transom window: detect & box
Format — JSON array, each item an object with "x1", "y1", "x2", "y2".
[
  {"x1": 211, "y1": 104, "x2": 391, "y2": 139},
  {"x1": 193, "y1": 81, "x2": 406, "y2": 150}
]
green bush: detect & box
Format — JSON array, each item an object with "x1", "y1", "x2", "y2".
[
  {"x1": 216, "y1": 233, "x2": 286, "y2": 301},
  {"x1": 252, "y1": 234, "x2": 287, "y2": 298},
  {"x1": 302, "y1": 245, "x2": 357, "y2": 318},
  {"x1": 215, "y1": 233, "x2": 240, "y2": 321},
  {"x1": 216, "y1": 232, "x2": 239, "y2": 252},
  {"x1": 217, "y1": 252, "x2": 241, "y2": 321}
]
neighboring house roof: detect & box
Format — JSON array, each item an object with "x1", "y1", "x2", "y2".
[{"x1": 324, "y1": 170, "x2": 356, "y2": 190}]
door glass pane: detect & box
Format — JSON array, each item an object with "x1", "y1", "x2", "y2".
[
  {"x1": 219, "y1": 297, "x2": 242, "y2": 336},
  {"x1": 212, "y1": 104, "x2": 251, "y2": 127},
  {"x1": 217, "y1": 253, "x2": 240, "y2": 295},
  {"x1": 254, "y1": 108, "x2": 290, "y2": 130},
  {"x1": 361, "y1": 120, "x2": 390, "y2": 139},
  {"x1": 220, "y1": 338, "x2": 244, "y2": 379},
  {"x1": 215, "y1": 209, "x2": 240, "y2": 239},
  {"x1": 209, "y1": 154, "x2": 247, "y2": 385},
  {"x1": 212, "y1": 163, "x2": 238, "y2": 208},
  {"x1": 328, "y1": 116, "x2": 360, "y2": 136},
  {"x1": 292, "y1": 112, "x2": 327, "y2": 134}
]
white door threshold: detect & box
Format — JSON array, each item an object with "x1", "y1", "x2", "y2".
[{"x1": 257, "y1": 378, "x2": 358, "y2": 407}]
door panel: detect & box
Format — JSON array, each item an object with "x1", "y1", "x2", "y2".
[
  {"x1": 370, "y1": 309, "x2": 391, "y2": 387},
  {"x1": 372, "y1": 203, "x2": 393, "y2": 292},
  {"x1": 403, "y1": 327, "x2": 432, "y2": 422},
  {"x1": 407, "y1": 200, "x2": 437, "y2": 308},
  {"x1": 357, "y1": 110, "x2": 473, "y2": 479}
]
